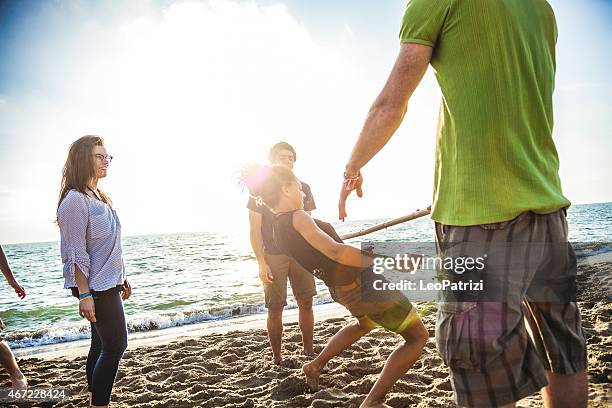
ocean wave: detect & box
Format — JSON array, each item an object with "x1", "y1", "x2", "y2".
[
  {"x1": 5, "y1": 296, "x2": 334, "y2": 349},
  {"x1": 574, "y1": 242, "x2": 612, "y2": 259},
  {"x1": 126, "y1": 295, "x2": 333, "y2": 332},
  {"x1": 4, "y1": 325, "x2": 91, "y2": 349}
]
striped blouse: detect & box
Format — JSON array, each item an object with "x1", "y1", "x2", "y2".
[{"x1": 58, "y1": 189, "x2": 125, "y2": 291}]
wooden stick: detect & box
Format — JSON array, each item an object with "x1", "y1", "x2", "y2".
[{"x1": 340, "y1": 208, "x2": 430, "y2": 240}]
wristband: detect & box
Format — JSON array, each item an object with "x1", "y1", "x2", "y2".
[
  {"x1": 79, "y1": 292, "x2": 92, "y2": 300},
  {"x1": 343, "y1": 171, "x2": 360, "y2": 180}
]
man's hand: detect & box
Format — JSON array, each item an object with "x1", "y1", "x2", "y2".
[
  {"x1": 79, "y1": 297, "x2": 97, "y2": 322},
  {"x1": 339, "y1": 172, "x2": 363, "y2": 221},
  {"x1": 7, "y1": 278, "x2": 26, "y2": 299},
  {"x1": 121, "y1": 279, "x2": 132, "y2": 300},
  {"x1": 258, "y1": 263, "x2": 274, "y2": 284}
]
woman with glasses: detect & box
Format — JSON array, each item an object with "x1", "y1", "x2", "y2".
[{"x1": 57, "y1": 135, "x2": 132, "y2": 408}]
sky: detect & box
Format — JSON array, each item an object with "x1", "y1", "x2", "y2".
[{"x1": 0, "y1": 0, "x2": 610, "y2": 244}]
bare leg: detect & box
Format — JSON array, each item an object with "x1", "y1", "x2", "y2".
[
  {"x1": 267, "y1": 304, "x2": 284, "y2": 364},
  {"x1": 303, "y1": 317, "x2": 377, "y2": 390},
  {"x1": 297, "y1": 298, "x2": 314, "y2": 355},
  {"x1": 360, "y1": 317, "x2": 428, "y2": 408},
  {"x1": 541, "y1": 370, "x2": 587, "y2": 408},
  {"x1": 0, "y1": 340, "x2": 27, "y2": 389}
]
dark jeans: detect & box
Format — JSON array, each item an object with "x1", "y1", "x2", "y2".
[{"x1": 74, "y1": 286, "x2": 128, "y2": 406}]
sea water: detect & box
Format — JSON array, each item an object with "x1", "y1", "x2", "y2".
[{"x1": 1, "y1": 202, "x2": 610, "y2": 349}]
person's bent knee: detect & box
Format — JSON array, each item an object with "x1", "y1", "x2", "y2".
[
  {"x1": 356, "y1": 318, "x2": 377, "y2": 333},
  {"x1": 402, "y1": 318, "x2": 429, "y2": 347}
]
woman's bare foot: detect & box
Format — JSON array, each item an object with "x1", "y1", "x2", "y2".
[
  {"x1": 272, "y1": 356, "x2": 283, "y2": 366},
  {"x1": 303, "y1": 350, "x2": 318, "y2": 359},
  {"x1": 302, "y1": 361, "x2": 321, "y2": 391}
]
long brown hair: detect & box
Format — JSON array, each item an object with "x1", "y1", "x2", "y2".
[{"x1": 57, "y1": 135, "x2": 112, "y2": 215}]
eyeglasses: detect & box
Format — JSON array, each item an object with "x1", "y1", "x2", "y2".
[{"x1": 93, "y1": 154, "x2": 114, "y2": 162}]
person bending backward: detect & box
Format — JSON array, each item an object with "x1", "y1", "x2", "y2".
[
  {"x1": 247, "y1": 142, "x2": 317, "y2": 365},
  {"x1": 240, "y1": 164, "x2": 429, "y2": 408},
  {"x1": 57, "y1": 136, "x2": 132, "y2": 408},
  {"x1": 339, "y1": 1, "x2": 588, "y2": 407},
  {"x1": 0, "y1": 245, "x2": 28, "y2": 390}
]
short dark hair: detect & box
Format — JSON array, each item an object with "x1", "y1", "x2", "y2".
[{"x1": 269, "y1": 141, "x2": 297, "y2": 162}]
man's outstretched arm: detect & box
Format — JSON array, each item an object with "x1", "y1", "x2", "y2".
[
  {"x1": 345, "y1": 43, "x2": 432, "y2": 175},
  {"x1": 339, "y1": 43, "x2": 432, "y2": 220}
]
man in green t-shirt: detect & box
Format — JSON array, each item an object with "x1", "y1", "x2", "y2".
[{"x1": 339, "y1": 1, "x2": 587, "y2": 407}]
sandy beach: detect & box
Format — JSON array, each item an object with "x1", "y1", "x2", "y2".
[{"x1": 1, "y1": 259, "x2": 610, "y2": 408}]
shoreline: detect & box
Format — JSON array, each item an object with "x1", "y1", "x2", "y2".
[
  {"x1": 4, "y1": 299, "x2": 610, "y2": 407},
  {"x1": 10, "y1": 250, "x2": 611, "y2": 360},
  {"x1": 13, "y1": 302, "x2": 350, "y2": 361}
]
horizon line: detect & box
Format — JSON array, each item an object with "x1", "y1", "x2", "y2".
[{"x1": 3, "y1": 200, "x2": 610, "y2": 246}]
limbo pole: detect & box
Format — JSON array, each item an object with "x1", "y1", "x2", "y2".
[{"x1": 340, "y1": 208, "x2": 431, "y2": 241}]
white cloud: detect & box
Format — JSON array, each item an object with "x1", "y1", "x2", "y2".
[{"x1": 0, "y1": 0, "x2": 442, "y2": 243}]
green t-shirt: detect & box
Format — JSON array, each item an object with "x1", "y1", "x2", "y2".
[{"x1": 400, "y1": 0, "x2": 570, "y2": 226}]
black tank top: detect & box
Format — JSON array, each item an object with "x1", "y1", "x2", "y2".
[{"x1": 273, "y1": 210, "x2": 360, "y2": 286}]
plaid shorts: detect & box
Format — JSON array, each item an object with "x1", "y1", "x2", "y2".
[{"x1": 435, "y1": 209, "x2": 587, "y2": 407}]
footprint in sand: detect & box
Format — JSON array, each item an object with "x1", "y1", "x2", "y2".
[
  {"x1": 341, "y1": 377, "x2": 375, "y2": 395},
  {"x1": 271, "y1": 376, "x2": 308, "y2": 400},
  {"x1": 176, "y1": 355, "x2": 202, "y2": 365},
  {"x1": 311, "y1": 389, "x2": 351, "y2": 407},
  {"x1": 145, "y1": 370, "x2": 169, "y2": 382},
  {"x1": 435, "y1": 379, "x2": 453, "y2": 391}
]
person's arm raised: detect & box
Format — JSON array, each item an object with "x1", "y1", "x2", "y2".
[
  {"x1": 292, "y1": 210, "x2": 363, "y2": 268},
  {"x1": 340, "y1": 43, "x2": 432, "y2": 220}
]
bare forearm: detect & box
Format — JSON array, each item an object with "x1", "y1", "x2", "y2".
[
  {"x1": 0, "y1": 246, "x2": 15, "y2": 281},
  {"x1": 346, "y1": 102, "x2": 406, "y2": 173},
  {"x1": 74, "y1": 265, "x2": 90, "y2": 294},
  {"x1": 249, "y1": 231, "x2": 267, "y2": 266},
  {"x1": 345, "y1": 43, "x2": 432, "y2": 174}
]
